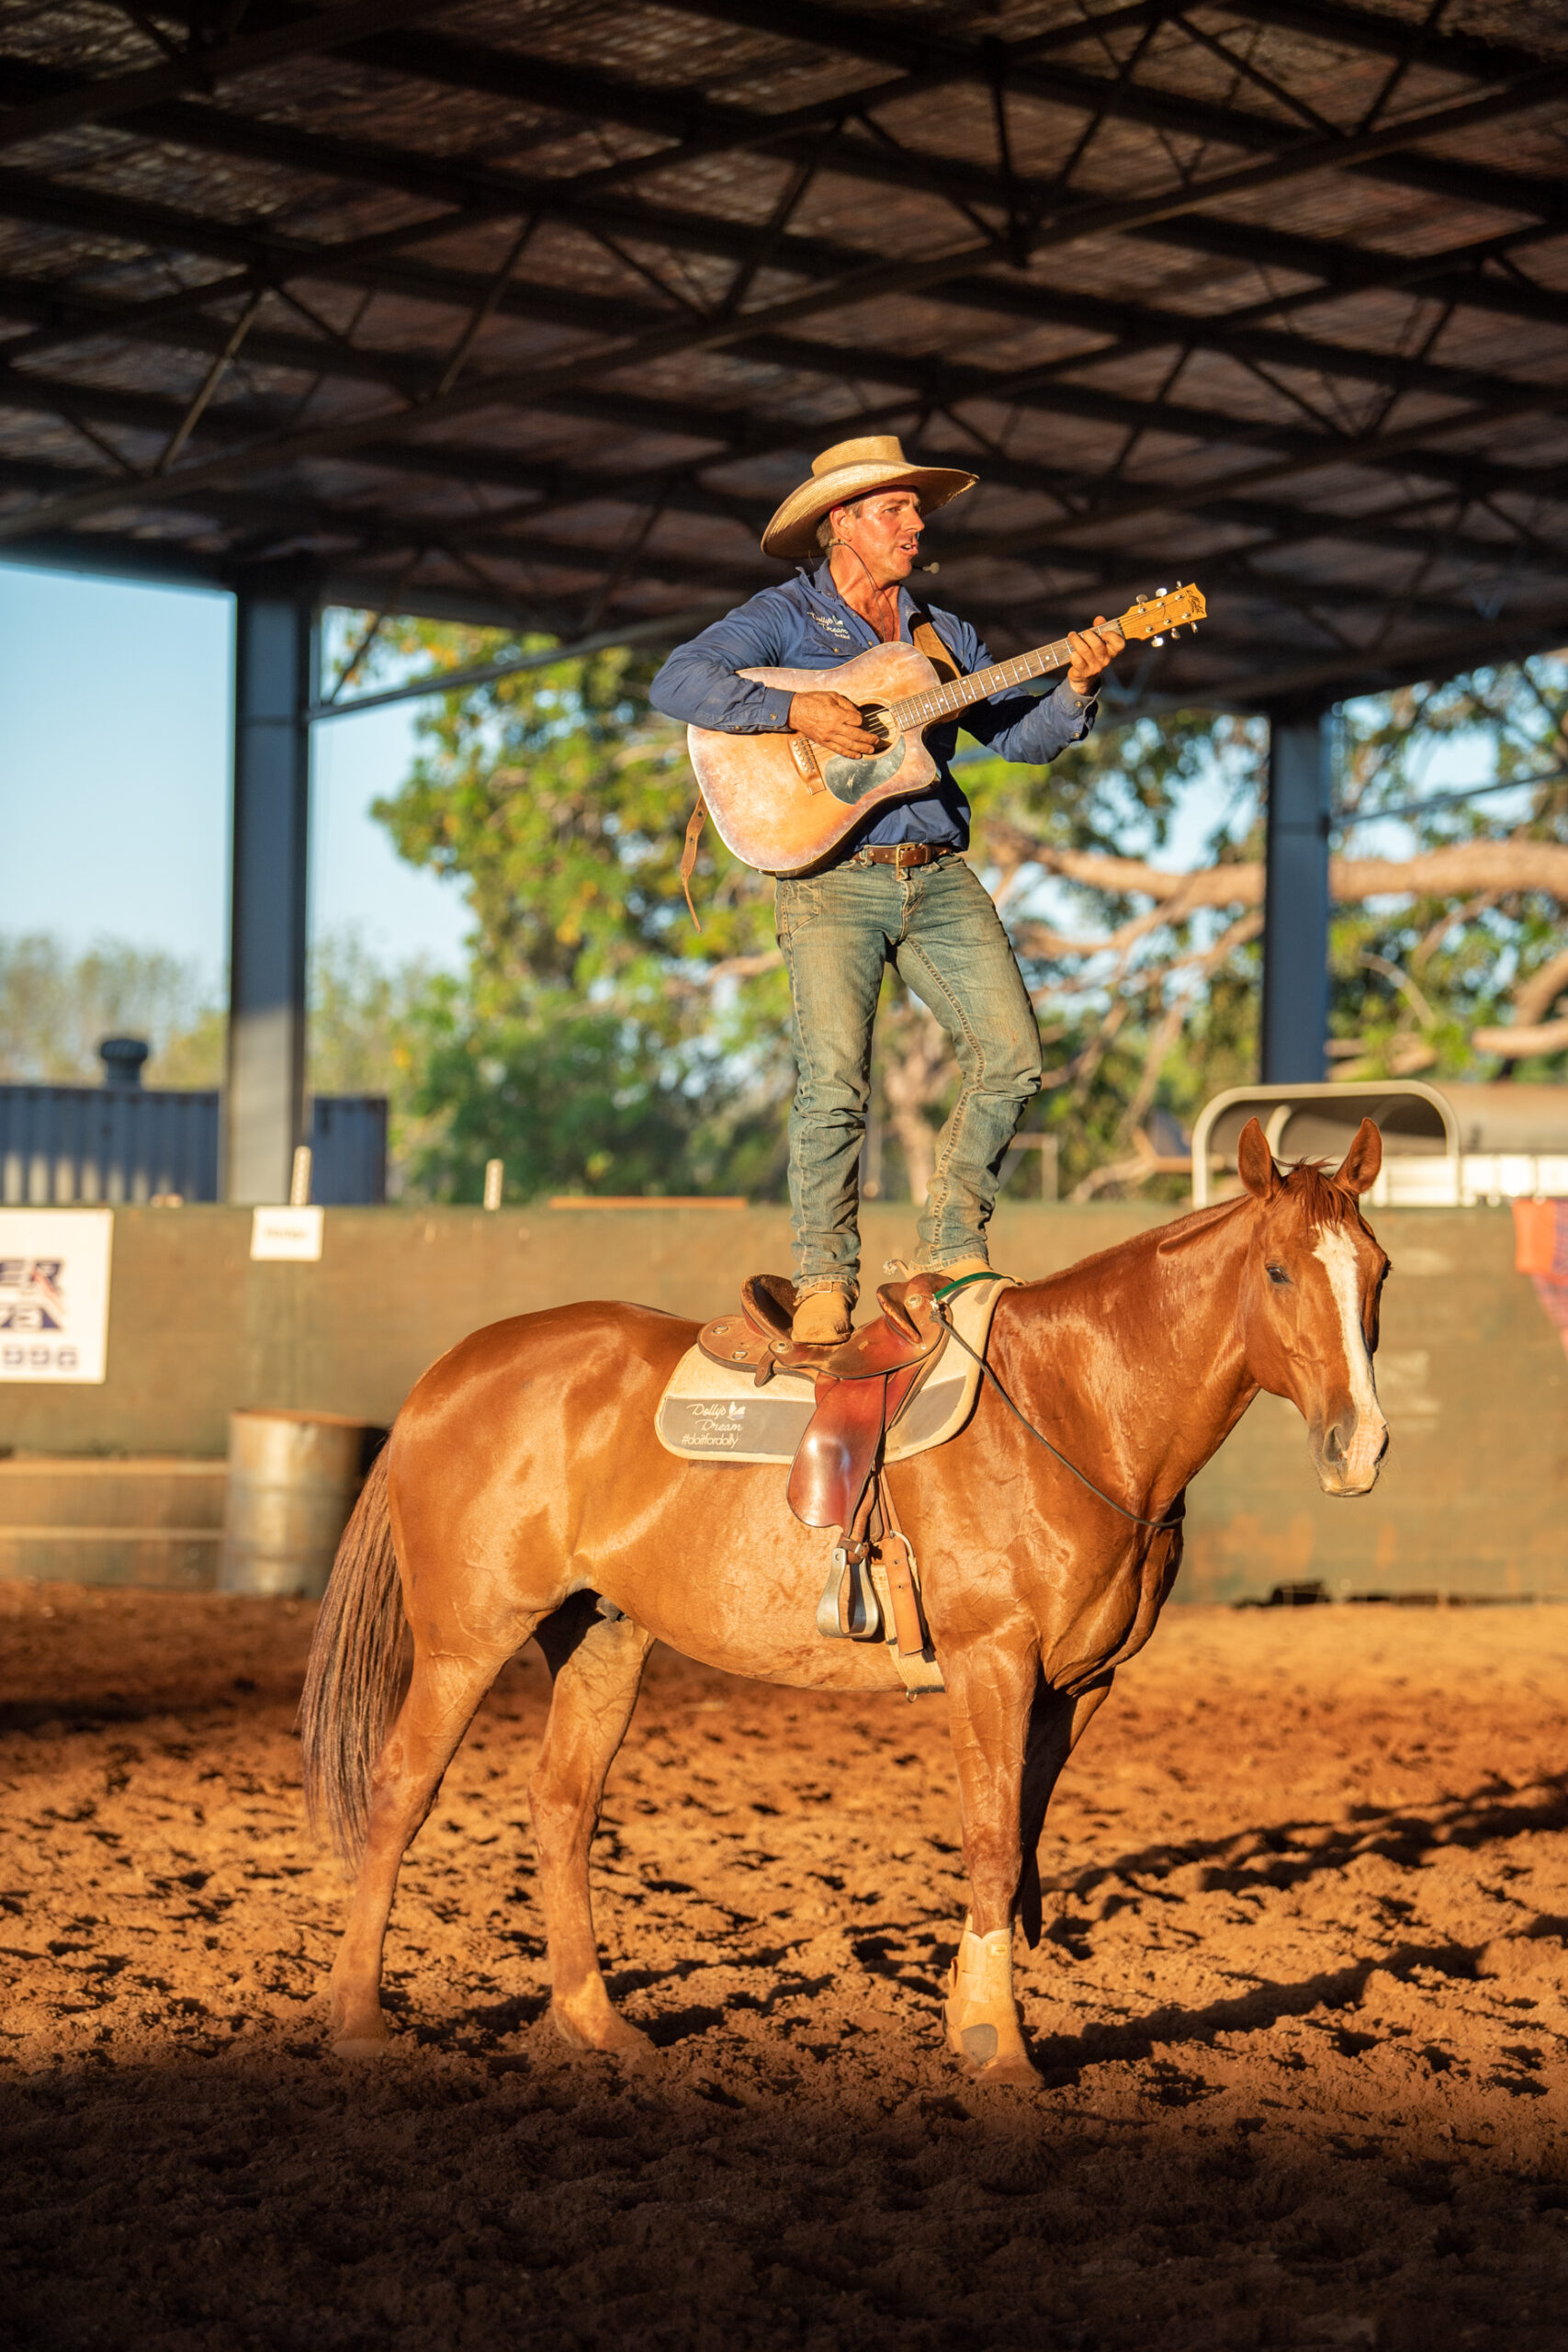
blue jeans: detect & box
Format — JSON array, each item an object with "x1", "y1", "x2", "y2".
[{"x1": 774, "y1": 855, "x2": 1042, "y2": 1298}]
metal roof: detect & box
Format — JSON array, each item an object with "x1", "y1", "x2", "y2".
[{"x1": 3, "y1": 0, "x2": 1566, "y2": 709}]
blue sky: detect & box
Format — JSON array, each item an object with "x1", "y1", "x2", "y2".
[{"x1": 0, "y1": 562, "x2": 471, "y2": 979}]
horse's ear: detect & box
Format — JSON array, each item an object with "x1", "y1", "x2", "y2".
[
  {"x1": 1236, "y1": 1116, "x2": 1279, "y2": 1201},
  {"x1": 1334, "y1": 1117, "x2": 1382, "y2": 1197}
]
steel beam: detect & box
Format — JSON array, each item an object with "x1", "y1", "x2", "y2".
[
  {"x1": 7, "y1": 431, "x2": 1553, "y2": 653},
  {"x1": 1261, "y1": 705, "x2": 1334, "y2": 1083},
  {"x1": 6, "y1": 53, "x2": 1562, "y2": 339},
  {"x1": 3, "y1": 189, "x2": 1557, "y2": 454},
  {"x1": 1137, "y1": 214, "x2": 1568, "y2": 326},
  {"x1": 4, "y1": 360, "x2": 1564, "y2": 646},
  {"x1": 1213, "y1": 0, "x2": 1541, "y2": 85},
  {"x1": 224, "y1": 578, "x2": 315, "y2": 1205},
  {"x1": 667, "y1": 0, "x2": 1541, "y2": 90},
  {"x1": 0, "y1": 1, "x2": 473, "y2": 154},
  {"x1": 4, "y1": 182, "x2": 1558, "y2": 420},
  {"x1": 3, "y1": 257, "x2": 1564, "y2": 561},
  {"x1": 349, "y1": 10, "x2": 1568, "y2": 224}
]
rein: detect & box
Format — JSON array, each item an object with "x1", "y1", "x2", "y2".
[{"x1": 934, "y1": 1278, "x2": 1185, "y2": 1534}]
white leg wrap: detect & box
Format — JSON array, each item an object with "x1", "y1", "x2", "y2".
[
  {"x1": 945, "y1": 1918, "x2": 1021, "y2": 2069},
  {"x1": 953, "y1": 1924, "x2": 1014, "y2": 2011}
]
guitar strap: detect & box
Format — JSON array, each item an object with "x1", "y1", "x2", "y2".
[
  {"x1": 677, "y1": 593, "x2": 968, "y2": 930},
  {"x1": 679, "y1": 789, "x2": 707, "y2": 932},
  {"x1": 905, "y1": 589, "x2": 965, "y2": 689}
]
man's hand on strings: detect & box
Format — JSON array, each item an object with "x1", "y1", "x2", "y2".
[
  {"x1": 790, "y1": 690, "x2": 878, "y2": 758},
  {"x1": 1066, "y1": 616, "x2": 1124, "y2": 695}
]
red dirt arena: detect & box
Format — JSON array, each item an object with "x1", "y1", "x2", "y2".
[{"x1": 2, "y1": 1581, "x2": 1565, "y2": 2352}]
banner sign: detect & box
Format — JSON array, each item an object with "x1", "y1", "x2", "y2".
[{"x1": 0, "y1": 1208, "x2": 114, "y2": 1383}]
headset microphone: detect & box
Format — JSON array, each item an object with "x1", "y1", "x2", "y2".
[{"x1": 916, "y1": 561, "x2": 941, "y2": 575}]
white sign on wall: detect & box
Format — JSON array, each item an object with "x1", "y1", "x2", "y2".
[
  {"x1": 0, "y1": 1208, "x2": 114, "y2": 1384},
  {"x1": 250, "y1": 1205, "x2": 324, "y2": 1262}
]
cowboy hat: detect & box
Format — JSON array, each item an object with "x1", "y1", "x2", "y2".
[{"x1": 760, "y1": 434, "x2": 976, "y2": 562}]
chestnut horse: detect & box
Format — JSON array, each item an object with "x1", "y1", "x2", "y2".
[{"x1": 301, "y1": 1117, "x2": 1390, "y2": 2085}]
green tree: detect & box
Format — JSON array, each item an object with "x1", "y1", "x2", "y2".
[
  {"x1": 0, "y1": 933, "x2": 220, "y2": 1084},
  {"x1": 366, "y1": 623, "x2": 792, "y2": 1203},
  {"x1": 0, "y1": 929, "x2": 443, "y2": 1197},
  {"x1": 960, "y1": 655, "x2": 1567, "y2": 1196}
]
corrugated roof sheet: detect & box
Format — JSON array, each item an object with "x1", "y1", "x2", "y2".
[{"x1": 1, "y1": 0, "x2": 1565, "y2": 705}]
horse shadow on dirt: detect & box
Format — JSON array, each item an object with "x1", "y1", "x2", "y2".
[
  {"x1": 375, "y1": 1769, "x2": 1568, "y2": 2085},
  {"x1": 1041, "y1": 1772, "x2": 1568, "y2": 1914},
  {"x1": 1021, "y1": 1935, "x2": 1547, "y2": 2091}
]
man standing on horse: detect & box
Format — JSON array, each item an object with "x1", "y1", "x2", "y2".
[{"x1": 651, "y1": 435, "x2": 1122, "y2": 1346}]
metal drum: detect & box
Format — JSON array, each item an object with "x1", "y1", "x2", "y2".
[{"x1": 218, "y1": 1409, "x2": 384, "y2": 1599}]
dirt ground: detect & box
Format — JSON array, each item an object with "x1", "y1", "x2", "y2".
[{"x1": 1, "y1": 1586, "x2": 1565, "y2": 2352}]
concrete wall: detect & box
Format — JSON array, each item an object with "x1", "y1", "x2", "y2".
[{"x1": 1, "y1": 1202, "x2": 1562, "y2": 1603}]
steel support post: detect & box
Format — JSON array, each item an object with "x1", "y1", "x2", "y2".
[
  {"x1": 1261, "y1": 703, "x2": 1334, "y2": 1084},
  {"x1": 223, "y1": 582, "x2": 316, "y2": 1203}
]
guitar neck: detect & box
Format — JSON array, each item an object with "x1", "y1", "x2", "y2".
[{"x1": 888, "y1": 636, "x2": 1075, "y2": 732}]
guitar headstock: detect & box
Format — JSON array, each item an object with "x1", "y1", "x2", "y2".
[{"x1": 1117, "y1": 583, "x2": 1206, "y2": 644}]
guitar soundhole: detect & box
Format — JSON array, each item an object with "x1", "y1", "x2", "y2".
[{"x1": 822, "y1": 708, "x2": 906, "y2": 807}]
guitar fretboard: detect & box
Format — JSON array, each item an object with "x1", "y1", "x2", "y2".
[{"x1": 887, "y1": 637, "x2": 1075, "y2": 731}]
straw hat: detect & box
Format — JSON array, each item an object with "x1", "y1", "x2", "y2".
[{"x1": 760, "y1": 435, "x2": 976, "y2": 561}]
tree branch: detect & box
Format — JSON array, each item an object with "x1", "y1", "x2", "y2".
[
  {"x1": 1027, "y1": 839, "x2": 1568, "y2": 907},
  {"x1": 1512, "y1": 946, "x2": 1568, "y2": 1029},
  {"x1": 1471, "y1": 1014, "x2": 1568, "y2": 1058}
]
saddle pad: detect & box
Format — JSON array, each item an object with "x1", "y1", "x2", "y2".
[{"x1": 656, "y1": 1275, "x2": 1014, "y2": 1466}]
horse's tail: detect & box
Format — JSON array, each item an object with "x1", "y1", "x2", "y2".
[{"x1": 299, "y1": 1444, "x2": 405, "y2": 1866}]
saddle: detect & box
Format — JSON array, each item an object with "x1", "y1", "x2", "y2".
[
  {"x1": 700, "y1": 1271, "x2": 948, "y2": 1532},
  {"x1": 697, "y1": 1271, "x2": 977, "y2": 1686}
]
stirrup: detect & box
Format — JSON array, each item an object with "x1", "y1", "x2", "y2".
[{"x1": 815, "y1": 1543, "x2": 883, "y2": 1641}]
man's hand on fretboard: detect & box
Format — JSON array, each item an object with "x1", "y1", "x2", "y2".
[{"x1": 1066, "y1": 616, "x2": 1125, "y2": 694}]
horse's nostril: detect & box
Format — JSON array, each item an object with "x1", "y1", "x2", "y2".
[
  {"x1": 1376, "y1": 1426, "x2": 1390, "y2": 1465},
  {"x1": 1322, "y1": 1423, "x2": 1345, "y2": 1464}
]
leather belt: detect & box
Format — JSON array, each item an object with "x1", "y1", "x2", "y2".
[{"x1": 847, "y1": 842, "x2": 957, "y2": 870}]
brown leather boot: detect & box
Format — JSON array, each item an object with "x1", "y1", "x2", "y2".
[{"x1": 792, "y1": 1286, "x2": 852, "y2": 1345}]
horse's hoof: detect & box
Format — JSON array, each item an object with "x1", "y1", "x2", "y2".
[
  {"x1": 333, "y1": 2031, "x2": 391, "y2": 2060},
  {"x1": 945, "y1": 2008, "x2": 1038, "y2": 2085},
  {"x1": 330, "y1": 2011, "x2": 391, "y2": 2059},
  {"x1": 968, "y1": 2051, "x2": 1039, "y2": 2088},
  {"x1": 549, "y1": 1999, "x2": 658, "y2": 2064}
]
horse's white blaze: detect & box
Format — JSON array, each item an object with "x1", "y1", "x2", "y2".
[{"x1": 1311, "y1": 1226, "x2": 1386, "y2": 1487}]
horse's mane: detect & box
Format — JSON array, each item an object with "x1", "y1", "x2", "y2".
[
  {"x1": 1004, "y1": 1154, "x2": 1366, "y2": 1307},
  {"x1": 1279, "y1": 1158, "x2": 1363, "y2": 1229},
  {"x1": 1149, "y1": 1159, "x2": 1361, "y2": 1258}
]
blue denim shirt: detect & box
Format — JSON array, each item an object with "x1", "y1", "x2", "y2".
[{"x1": 649, "y1": 562, "x2": 1099, "y2": 852}]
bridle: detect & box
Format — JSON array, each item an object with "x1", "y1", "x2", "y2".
[{"x1": 936, "y1": 1281, "x2": 1186, "y2": 1535}]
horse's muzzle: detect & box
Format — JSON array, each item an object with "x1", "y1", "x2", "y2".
[{"x1": 1313, "y1": 1407, "x2": 1389, "y2": 1497}]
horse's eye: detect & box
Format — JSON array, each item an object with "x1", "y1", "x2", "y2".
[{"x1": 1267, "y1": 1264, "x2": 1290, "y2": 1286}]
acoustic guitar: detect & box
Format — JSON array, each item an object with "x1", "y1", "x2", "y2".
[{"x1": 687, "y1": 582, "x2": 1205, "y2": 876}]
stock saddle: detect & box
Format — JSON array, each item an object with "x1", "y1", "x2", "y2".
[{"x1": 696, "y1": 1270, "x2": 989, "y2": 1680}]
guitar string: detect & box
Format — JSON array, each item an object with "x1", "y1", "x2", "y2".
[
  {"x1": 887, "y1": 639, "x2": 1070, "y2": 730},
  {"x1": 886, "y1": 591, "x2": 1198, "y2": 731}
]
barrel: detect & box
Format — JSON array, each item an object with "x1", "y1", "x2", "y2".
[{"x1": 218, "y1": 1409, "x2": 384, "y2": 1599}]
